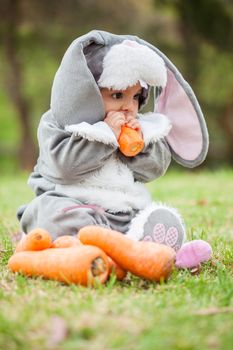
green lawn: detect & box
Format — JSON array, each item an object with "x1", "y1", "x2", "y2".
[{"x1": 0, "y1": 169, "x2": 233, "y2": 350}]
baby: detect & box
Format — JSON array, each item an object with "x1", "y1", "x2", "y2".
[{"x1": 17, "y1": 30, "x2": 211, "y2": 266}]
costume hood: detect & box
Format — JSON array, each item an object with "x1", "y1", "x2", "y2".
[
  {"x1": 98, "y1": 40, "x2": 167, "y2": 90},
  {"x1": 50, "y1": 30, "x2": 208, "y2": 168}
]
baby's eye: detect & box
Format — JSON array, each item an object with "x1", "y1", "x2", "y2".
[
  {"x1": 134, "y1": 93, "x2": 141, "y2": 101},
  {"x1": 112, "y1": 92, "x2": 123, "y2": 99}
]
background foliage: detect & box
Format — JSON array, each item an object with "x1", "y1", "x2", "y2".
[{"x1": 0, "y1": 0, "x2": 233, "y2": 172}]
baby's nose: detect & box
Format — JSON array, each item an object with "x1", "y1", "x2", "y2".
[{"x1": 122, "y1": 99, "x2": 134, "y2": 112}]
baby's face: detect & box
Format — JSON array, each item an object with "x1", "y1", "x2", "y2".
[{"x1": 100, "y1": 82, "x2": 142, "y2": 119}]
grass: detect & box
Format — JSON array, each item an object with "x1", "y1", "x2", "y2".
[{"x1": 0, "y1": 168, "x2": 233, "y2": 350}]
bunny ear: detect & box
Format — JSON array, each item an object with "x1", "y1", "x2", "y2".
[{"x1": 156, "y1": 68, "x2": 209, "y2": 168}]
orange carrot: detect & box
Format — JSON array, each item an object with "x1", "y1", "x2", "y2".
[
  {"x1": 108, "y1": 256, "x2": 127, "y2": 281},
  {"x1": 118, "y1": 126, "x2": 144, "y2": 157},
  {"x1": 52, "y1": 235, "x2": 82, "y2": 248},
  {"x1": 15, "y1": 228, "x2": 52, "y2": 253},
  {"x1": 8, "y1": 245, "x2": 109, "y2": 286},
  {"x1": 51, "y1": 236, "x2": 126, "y2": 281},
  {"x1": 78, "y1": 226, "x2": 176, "y2": 282}
]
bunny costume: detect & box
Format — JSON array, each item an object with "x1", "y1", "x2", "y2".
[{"x1": 17, "y1": 30, "x2": 208, "y2": 249}]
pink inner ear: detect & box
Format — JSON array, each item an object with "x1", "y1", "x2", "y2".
[{"x1": 157, "y1": 69, "x2": 203, "y2": 161}]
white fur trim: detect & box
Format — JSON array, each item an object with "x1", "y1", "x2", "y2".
[
  {"x1": 126, "y1": 202, "x2": 185, "y2": 240},
  {"x1": 55, "y1": 185, "x2": 151, "y2": 213},
  {"x1": 65, "y1": 121, "x2": 118, "y2": 147},
  {"x1": 98, "y1": 40, "x2": 167, "y2": 90},
  {"x1": 139, "y1": 113, "x2": 172, "y2": 146},
  {"x1": 55, "y1": 156, "x2": 151, "y2": 213}
]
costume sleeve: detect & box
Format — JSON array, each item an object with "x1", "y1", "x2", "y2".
[
  {"x1": 118, "y1": 139, "x2": 171, "y2": 182},
  {"x1": 118, "y1": 112, "x2": 172, "y2": 182},
  {"x1": 37, "y1": 112, "x2": 118, "y2": 183}
]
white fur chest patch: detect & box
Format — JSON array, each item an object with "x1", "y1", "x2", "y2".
[
  {"x1": 55, "y1": 156, "x2": 151, "y2": 212},
  {"x1": 80, "y1": 156, "x2": 134, "y2": 190}
]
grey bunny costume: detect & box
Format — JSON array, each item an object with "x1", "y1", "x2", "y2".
[{"x1": 18, "y1": 30, "x2": 208, "y2": 248}]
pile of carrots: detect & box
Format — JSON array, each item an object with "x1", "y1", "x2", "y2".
[{"x1": 8, "y1": 226, "x2": 176, "y2": 287}]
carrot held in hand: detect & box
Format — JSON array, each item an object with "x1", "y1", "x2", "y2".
[
  {"x1": 15, "y1": 228, "x2": 52, "y2": 253},
  {"x1": 118, "y1": 126, "x2": 144, "y2": 157},
  {"x1": 78, "y1": 226, "x2": 176, "y2": 282},
  {"x1": 8, "y1": 245, "x2": 109, "y2": 286}
]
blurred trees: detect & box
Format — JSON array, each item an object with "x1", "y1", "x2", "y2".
[
  {"x1": 0, "y1": 0, "x2": 150, "y2": 171},
  {"x1": 0, "y1": 0, "x2": 233, "y2": 171},
  {"x1": 161, "y1": 0, "x2": 233, "y2": 162},
  {"x1": 2, "y1": 0, "x2": 37, "y2": 169}
]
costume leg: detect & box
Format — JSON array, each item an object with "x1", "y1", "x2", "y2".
[
  {"x1": 126, "y1": 203, "x2": 186, "y2": 252},
  {"x1": 126, "y1": 203, "x2": 212, "y2": 268},
  {"x1": 104, "y1": 210, "x2": 137, "y2": 234},
  {"x1": 18, "y1": 191, "x2": 135, "y2": 240},
  {"x1": 19, "y1": 191, "x2": 111, "y2": 239}
]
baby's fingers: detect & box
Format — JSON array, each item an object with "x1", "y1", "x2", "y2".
[
  {"x1": 115, "y1": 118, "x2": 126, "y2": 127},
  {"x1": 126, "y1": 119, "x2": 141, "y2": 130}
]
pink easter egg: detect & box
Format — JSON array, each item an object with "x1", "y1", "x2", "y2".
[{"x1": 175, "y1": 240, "x2": 212, "y2": 269}]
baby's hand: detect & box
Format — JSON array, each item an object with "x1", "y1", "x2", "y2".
[
  {"x1": 104, "y1": 111, "x2": 126, "y2": 139},
  {"x1": 125, "y1": 115, "x2": 142, "y2": 138}
]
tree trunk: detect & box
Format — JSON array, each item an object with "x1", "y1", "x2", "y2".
[
  {"x1": 3, "y1": 0, "x2": 37, "y2": 171},
  {"x1": 221, "y1": 91, "x2": 233, "y2": 165},
  {"x1": 175, "y1": 1, "x2": 200, "y2": 88}
]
